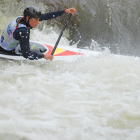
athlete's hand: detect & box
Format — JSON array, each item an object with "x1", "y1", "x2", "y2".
[
  {"x1": 44, "y1": 54, "x2": 54, "y2": 61},
  {"x1": 65, "y1": 8, "x2": 76, "y2": 14}
]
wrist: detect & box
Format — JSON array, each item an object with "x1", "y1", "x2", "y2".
[{"x1": 64, "y1": 9, "x2": 67, "y2": 13}]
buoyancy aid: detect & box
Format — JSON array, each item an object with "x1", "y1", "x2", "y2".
[{"x1": 0, "y1": 16, "x2": 26, "y2": 51}]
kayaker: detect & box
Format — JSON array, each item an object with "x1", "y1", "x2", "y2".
[{"x1": 0, "y1": 6, "x2": 76, "y2": 60}]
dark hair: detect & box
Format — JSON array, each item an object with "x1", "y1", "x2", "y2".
[{"x1": 16, "y1": 17, "x2": 25, "y2": 28}]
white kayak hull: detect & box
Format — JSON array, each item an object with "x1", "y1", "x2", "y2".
[{"x1": 0, "y1": 41, "x2": 101, "y2": 61}]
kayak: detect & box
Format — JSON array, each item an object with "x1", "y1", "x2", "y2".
[{"x1": 0, "y1": 41, "x2": 101, "y2": 61}]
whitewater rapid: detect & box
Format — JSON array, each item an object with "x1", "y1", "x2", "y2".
[
  {"x1": 0, "y1": 29, "x2": 140, "y2": 140},
  {"x1": 0, "y1": 0, "x2": 140, "y2": 139}
]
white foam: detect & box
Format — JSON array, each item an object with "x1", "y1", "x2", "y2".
[
  {"x1": 31, "y1": 27, "x2": 72, "y2": 47},
  {"x1": 1, "y1": 49, "x2": 140, "y2": 140},
  {"x1": 0, "y1": 1, "x2": 140, "y2": 139}
]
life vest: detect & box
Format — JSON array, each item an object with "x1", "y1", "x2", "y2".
[{"x1": 0, "y1": 16, "x2": 27, "y2": 51}]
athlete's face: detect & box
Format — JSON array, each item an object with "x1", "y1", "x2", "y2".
[{"x1": 26, "y1": 17, "x2": 40, "y2": 28}]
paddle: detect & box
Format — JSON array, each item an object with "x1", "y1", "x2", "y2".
[{"x1": 51, "y1": 13, "x2": 72, "y2": 55}]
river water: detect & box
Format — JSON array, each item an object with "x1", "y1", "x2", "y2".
[{"x1": 0, "y1": 0, "x2": 140, "y2": 140}]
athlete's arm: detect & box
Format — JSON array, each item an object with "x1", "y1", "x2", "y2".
[
  {"x1": 14, "y1": 28, "x2": 53, "y2": 60},
  {"x1": 40, "y1": 8, "x2": 76, "y2": 21},
  {"x1": 40, "y1": 10, "x2": 65, "y2": 21},
  {"x1": 13, "y1": 28, "x2": 44, "y2": 60}
]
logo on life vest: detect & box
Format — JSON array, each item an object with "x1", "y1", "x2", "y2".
[{"x1": 7, "y1": 23, "x2": 14, "y2": 39}]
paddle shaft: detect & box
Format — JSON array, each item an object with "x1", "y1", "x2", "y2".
[{"x1": 51, "y1": 14, "x2": 72, "y2": 55}]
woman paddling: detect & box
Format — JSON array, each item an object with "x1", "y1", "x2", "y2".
[{"x1": 0, "y1": 6, "x2": 76, "y2": 60}]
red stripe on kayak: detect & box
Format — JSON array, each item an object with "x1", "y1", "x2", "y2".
[
  {"x1": 43, "y1": 43, "x2": 83, "y2": 56},
  {"x1": 54, "y1": 50, "x2": 83, "y2": 56}
]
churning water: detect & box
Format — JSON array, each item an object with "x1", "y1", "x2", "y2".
[{"x1": 0, "y1": 0, "x2": 140, "y2": 140}]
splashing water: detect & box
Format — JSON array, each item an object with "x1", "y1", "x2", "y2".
[
  {"x1": 0, "y1": 0, "x2": 140, "y2": 140},
  {"x1": 1, "y1": 48, "x2": 140, "y2": 140}
]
